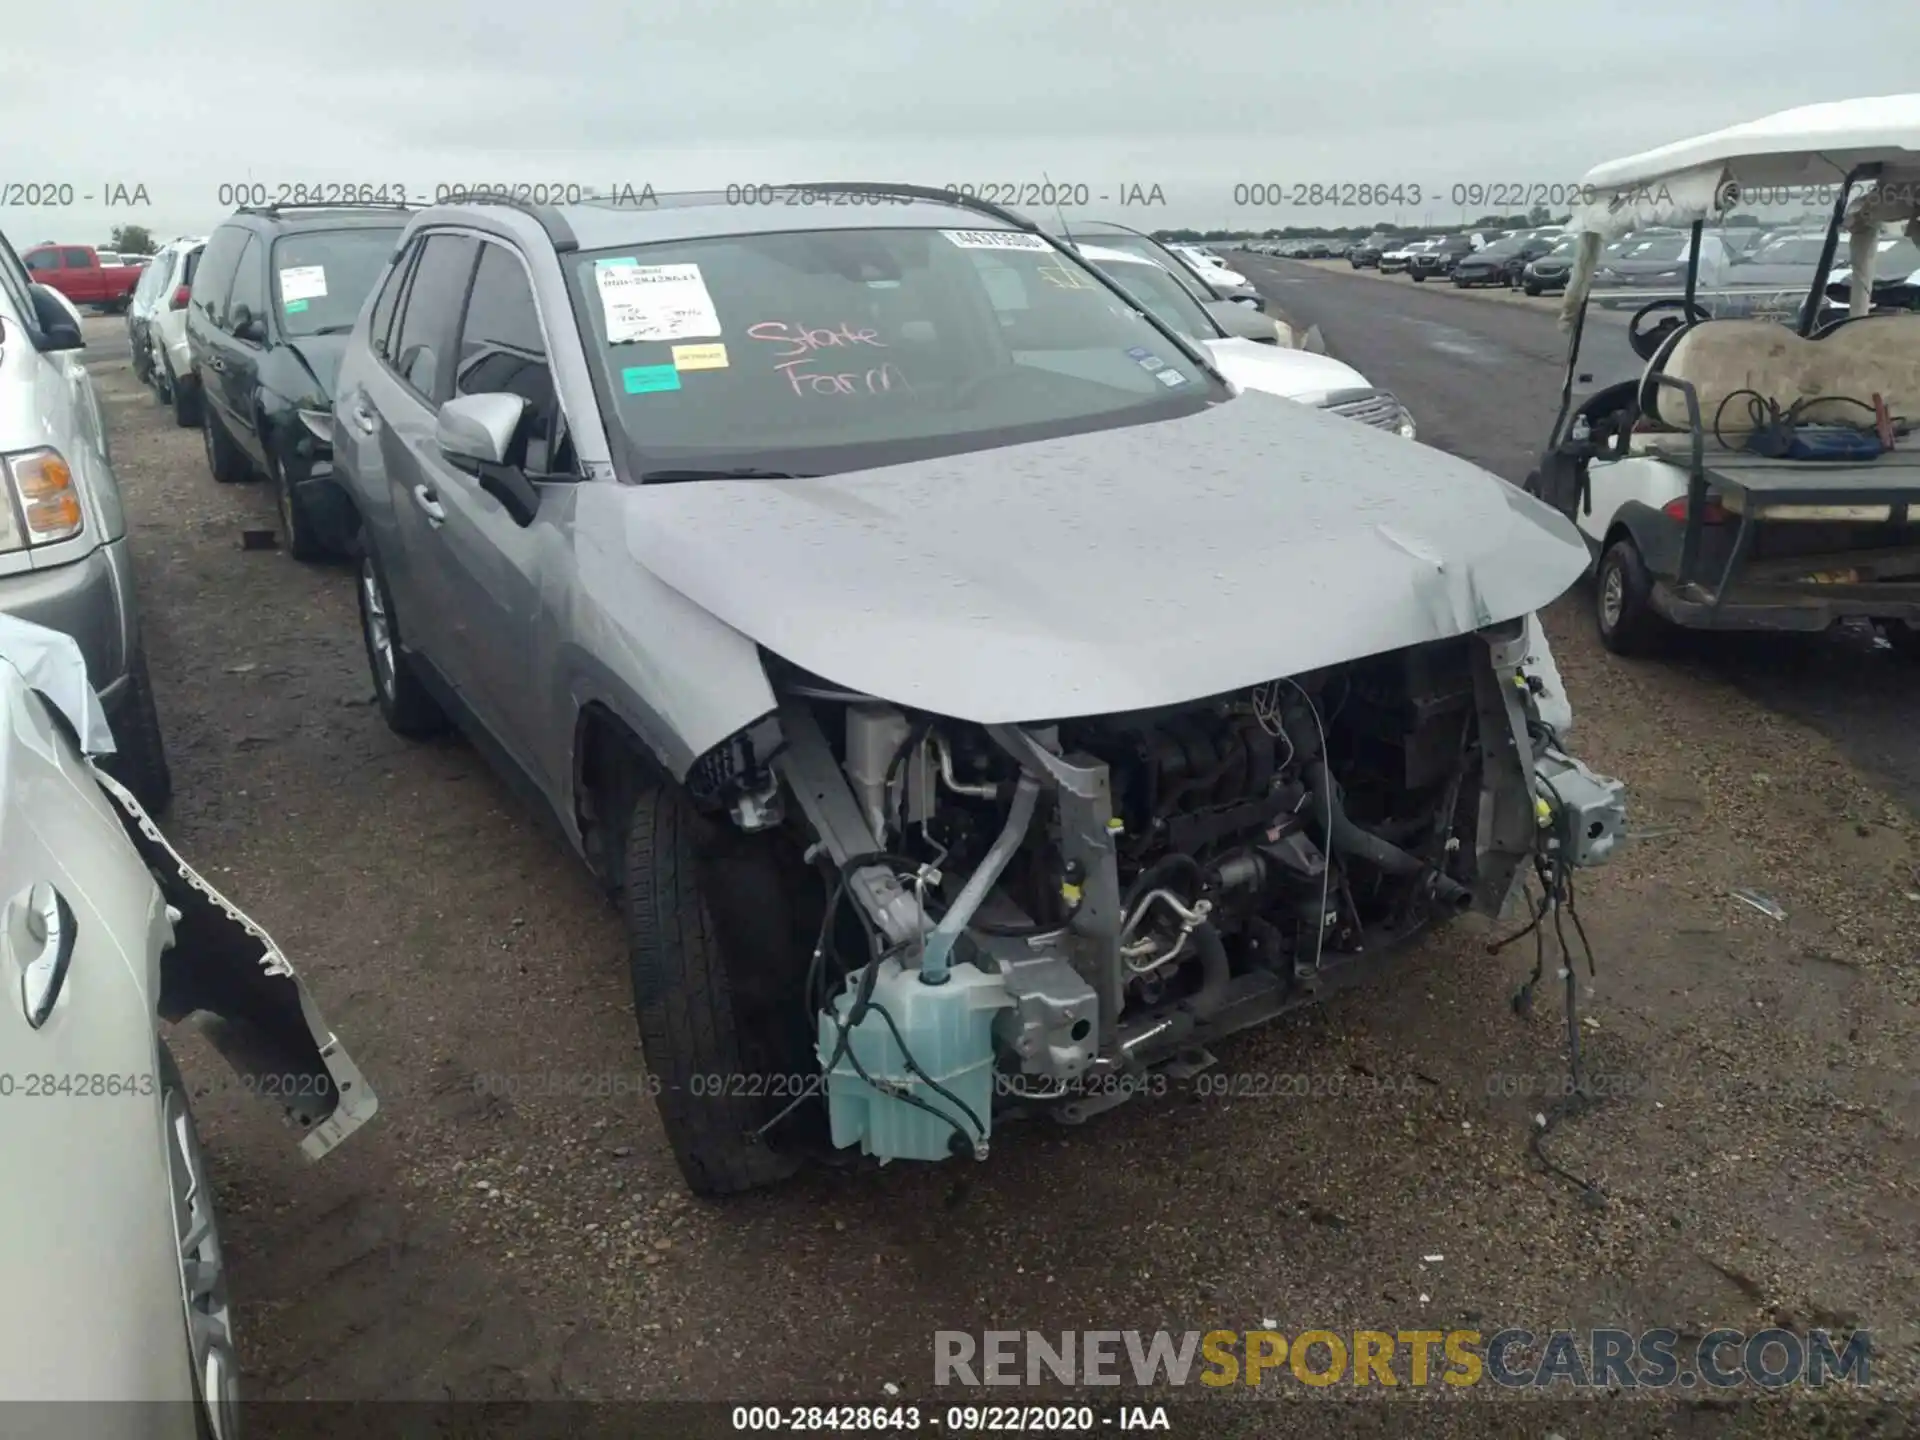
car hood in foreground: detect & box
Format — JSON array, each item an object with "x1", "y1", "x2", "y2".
[{"x1": 617, "y1": 393, "x2": 1588, "y2": 722}]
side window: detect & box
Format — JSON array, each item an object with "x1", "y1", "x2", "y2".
[
  {"x1": 62, "y1": 248, "x2": 92, "y2": 268},
  {"x1": 24, "y1": 250, "x2": 59, "y2": 272},
  {"x1": 224, "y1": 236, "x2": 267, "y2": 335},
  {"x1": 192, "y1": 227, "x2": 248, "y2": 329},
  {"x1": 456, "y1": 242, "x2": 565, "y2": 470},
  {"x1": 391, "y1": 234, "x2": 479, "y2": 405},
  {"x1": 368, "y1": 238, "x2": 417, "y2": 362}
]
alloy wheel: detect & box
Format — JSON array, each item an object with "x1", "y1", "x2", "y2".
[
  {"x1": 361, "y1": 558, "x2": 396, "y2": 699},
  {"x1": 1600, "y1": 563, "x2": 1626, "y2": 630},
  {"x1": 164, "y1": 1075, "x2": 239, "y2": 1439}
]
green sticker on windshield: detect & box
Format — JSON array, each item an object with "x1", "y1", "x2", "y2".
[
  {"x1": 285, "y1": 299, "x2": 309, "y2": 313},
  {"x1": 622, "y1": 364, "x2": 682, "y2": 394}
]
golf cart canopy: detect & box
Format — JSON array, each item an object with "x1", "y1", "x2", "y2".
[{"x1": 1559, "y1": 93, "x2": 1920, "y2": 325}]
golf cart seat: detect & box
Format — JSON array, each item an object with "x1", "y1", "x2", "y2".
[{"x1": 1640, "y1": 313, "x2": 1920, "y2": 438}]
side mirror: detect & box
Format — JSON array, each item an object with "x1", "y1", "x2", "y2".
[
  {"x1": 437, "y1": 393, "x2": 540, "y2": 527},
  {"x1": 437, "y1": 393, "x2": 527, "y2": 467},
  {"x1": 229, "y1": 304, "x2": 265, "y2": 344},
  {"x1": 27, "y1": 285, "x2": 84, "y2": 351},
  {"x1": 1204, "y1": 299, "x2": 1279, "y2": 343}
]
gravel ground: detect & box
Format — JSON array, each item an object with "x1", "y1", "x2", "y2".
[{"x1": 80, "y1": 293, "x2": 1919, "y2": 1433}]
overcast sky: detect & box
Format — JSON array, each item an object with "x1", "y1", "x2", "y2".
[{"x1": 5, "y1": 0, "x2": 1918, "y2": 243}]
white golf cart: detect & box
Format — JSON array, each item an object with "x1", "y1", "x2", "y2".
[{"x1": 1526, "y1": 94, "x2": 1920, "y2": 655}]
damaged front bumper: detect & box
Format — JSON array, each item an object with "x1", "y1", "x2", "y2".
[{"x1": 91, "y1": 768, "x2": 379, "y2": 1159}]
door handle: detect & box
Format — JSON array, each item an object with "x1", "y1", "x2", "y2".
[
  {"x1": 7, "y1": 882, "x2": 78, "y2": 1029},
  {"x1": 412, "y1": 484, "x2": 446, "y2": 525},
  {"x1": 206, "y1": 354, "x2": 225, "y2": 372},
  {"x1": 345, "y1": 396, "x2": 379, "y2": 436}
]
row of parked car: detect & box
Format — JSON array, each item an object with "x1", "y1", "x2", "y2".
[{"x1": 0, "y1": 232, "x2": 375, "y2": 1427}]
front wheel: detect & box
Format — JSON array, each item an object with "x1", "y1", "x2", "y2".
[
  {"x1": 265, "y1": 443, "x2": 325, "y2": 562},
  {"x1": 1524, "y1": 280, "x2": 1542, "y2": 296},
  {"x1": 1411, "y1": 272, "x2": 1426, "y2": 283},
  {"x1": 357, "y1": 548, "x2": 447, "y2": 737},
  {"x1": 201, "y1": 405, "x2": 247, "y2": 484},
  {"x1": 1595, "y1": 538, "x2": 1667, "y2": 656},
  {"x1": 624, "y1": 783, "x2": 818, "y2": 1197}
]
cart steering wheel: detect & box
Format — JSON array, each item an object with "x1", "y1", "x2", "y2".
[{"x1": 1627, "y1": 296, "x2": 1713, "y2": 361}]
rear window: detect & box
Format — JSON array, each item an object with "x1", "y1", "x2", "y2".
[
  {"x1": 269, "y1": 226, "x2": 403, "y2": 338},
  {"x1": 567, "y1": 226, "x2": 1225, "y2": 479}
]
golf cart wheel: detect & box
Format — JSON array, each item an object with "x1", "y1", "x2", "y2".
[
  {"x1": 1595, "y1": 537, "x2": 1666, "y2": 655},
  {"x1": 99, "y1": 648, "x2": 174, "y2": 815},
  {"x1": 624, "y1": 782, "x2": 818, "y2": 1198}
]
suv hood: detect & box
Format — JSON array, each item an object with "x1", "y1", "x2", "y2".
[
  {"x1": 618, "y1": 392, "x2": 1587, "y2": 722},
  {"x1": 285, "y1": 333, "x2": 348, "y2": 399}
]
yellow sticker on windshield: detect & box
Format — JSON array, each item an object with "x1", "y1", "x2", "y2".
[{"x1": 673, "y1": 343, "x2": 729, "y2": 371}]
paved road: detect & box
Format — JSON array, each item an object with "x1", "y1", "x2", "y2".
[{"x1": 1231, "y1": 253, "x2": 1920, "y2": 817}]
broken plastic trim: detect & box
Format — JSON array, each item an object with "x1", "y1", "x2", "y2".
[
  {"x1": 685, "y1": 710, "x2": 785, "y2": 805},
  {"x1": 90, "y1": 766, "x2": 380, "y2": 1160}
]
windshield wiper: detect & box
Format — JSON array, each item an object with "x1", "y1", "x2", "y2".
[
  {"x1": 638, "y1": 467, "x2": 814, "y2": 483},
  {"x1": 304, "y1": 323, "x2": 356, "y2": 335}
]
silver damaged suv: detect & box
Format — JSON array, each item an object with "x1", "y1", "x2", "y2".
[{"x1": 332, "y1": 185, "x2": 1629, "y2": 1197}]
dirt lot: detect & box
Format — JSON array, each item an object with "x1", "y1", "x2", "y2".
[{"x1": 87, "y1": 310, "x2": 1918, "y2": 1426}]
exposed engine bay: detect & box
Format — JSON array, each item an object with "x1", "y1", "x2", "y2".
[{"x1": 712, "y1": 619, "x2": 1626, "y2": 1166}]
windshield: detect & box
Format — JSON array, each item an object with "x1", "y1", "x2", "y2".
[
  {"x1": 270, "y1": 227, "x2": 402, "y2": 338},
  {"x1": 1084, "y1": 255, "x2": 1218, "y2": 340},
  {"x1": 568, "y1": 228, "x2": 1224, "y2": 478},
  {"x1": 1079, "y1": 232, "x2": 1212, "y2": 295},
  {"x1": 1613, "y1": 234, "x2": 1689, "y2": 263}
]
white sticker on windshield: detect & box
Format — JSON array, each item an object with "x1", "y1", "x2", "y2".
[
  {"x1": 1155, "y1": 367, "x2": 1187, "y2": 386},
  {"x1": 595, "y1": 260, "x2": 722, "y2": 344},
  {"x1": 279, "y1": 266, "x2": 328, "y2": 302},
  {"x1": 942, "y1": 229, "x2": 1052, "y2": 252}
]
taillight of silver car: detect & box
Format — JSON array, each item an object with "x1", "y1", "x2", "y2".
[{"x1": 0, "y1": 448, "x2": 85, "y2": 552}]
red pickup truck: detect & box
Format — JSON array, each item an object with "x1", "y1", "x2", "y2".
[{"x1": 20, "y1": 243, "x2": 142, "y2": 313}]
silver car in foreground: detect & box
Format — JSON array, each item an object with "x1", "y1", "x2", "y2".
[
  {"x1": 332, "y1": 184, "x2": 1627, "y2": 1197},
  {"x1": 0, "y1": 227, "x2": 173, "y2": 812},
  {"x1": 0, "y1": 615, "x2": 378, "y2": 1433}
]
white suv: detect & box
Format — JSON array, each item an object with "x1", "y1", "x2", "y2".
[{"x1": 128, "y1": 237, "x2": 207, "y2": 427}]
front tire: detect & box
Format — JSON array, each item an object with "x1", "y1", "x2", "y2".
[
  {"x1": 1595, "y1": 537, "x2": 1666, "y2": 656},
  {"x1": 201, "y1": 405, "x2": 246, "y2": 484},
  {"x1": 357, "y1": 548, "x2": 447, "y2": 737},
  {"x1": 624, "y1": 783, "x2": 817, "y2": 1198},
  {"x1": 1524, "y1": 280, "x2": 1542, "y2": 296},
  {"x1": 1411, "y1": 272, "x2": 1426, "y2": 283},
  {"x1": 99, "y1": 649, "x2": 174, "y2": 815},
  {"x1": 265, "y1": 442, "x2": 324, "y2": 562},
  {"x1": 158, "y1": 1043, "x2": 241, "y2": 1440}
]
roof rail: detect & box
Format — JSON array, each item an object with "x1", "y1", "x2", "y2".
[
  {"x1": 424, "y1": 192, "x2": 580, "y2": 251},
  {"x1": 233, "y1": 201, "x2": 416, "y2": 217}
]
